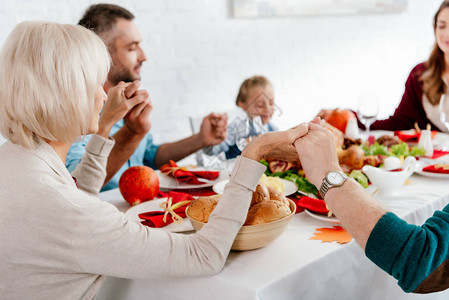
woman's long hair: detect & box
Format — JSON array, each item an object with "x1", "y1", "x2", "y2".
[{"x1": 421, "y1": 0, "x2": 449, "y2": 105}]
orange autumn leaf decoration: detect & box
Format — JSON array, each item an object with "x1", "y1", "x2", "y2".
[{"x1": 310, "y1": 226, "x2": 352, "y2": 244}]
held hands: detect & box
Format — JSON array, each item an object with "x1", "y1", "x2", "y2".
[
  {"x1": 294, "y1": 118, "x2": 342, "y2": 188},
  {"x1": 240, "y1": 117, "x2": 342, "y2": 190},
  {"x1": 123, "y1": 81, "x2": 152, "y2": 136},
  {"x1": 241, "y1": 123, "x2": 309, "y2": 162},
  {"x1": 97, "y1": 81, "x2": 150, "y2": 138},
  {"x1": 198, "y1": 113, "x2": 228, "y2": 147}
]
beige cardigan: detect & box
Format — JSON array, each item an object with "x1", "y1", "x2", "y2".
[{"x1": 0, "y1": 137, "x2": 265, "y2": 299}]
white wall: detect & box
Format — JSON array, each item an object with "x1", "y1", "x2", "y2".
[{"x1": 0, "y1": 0, "x2": 443, "y2": 145}]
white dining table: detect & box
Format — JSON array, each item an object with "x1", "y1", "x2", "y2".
[{"x1": 96, "y1": 167, "x2": 449, "y2": 300}]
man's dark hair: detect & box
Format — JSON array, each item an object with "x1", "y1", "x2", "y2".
[{"x1": 78, "y1": 3, "x2": 134, "y2": 37}]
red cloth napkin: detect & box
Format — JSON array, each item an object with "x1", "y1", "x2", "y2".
[
  {"x1": 158, "y1": 188, "x2": 216, "y2": 198},
  {"x1": 139, "y1": 191, "x2": 194, "y2": 228},
  {"x1": 160, "y1": 160, "x2": 219, "y2": 185},
  {"x1": 294, "y1": 196, "x2": 329, "y2": 215},
  {"x1": 395, "y1": 130, "x2": 437, "y2": 142},
  {"x1": 140, "y1": 211, "x2": 187, "y2": 228},
  {"x1": 422, "y1": 164, "x2": 449, "y2": 174},
  {"x1": 431, "y1": 150, "x2": 449, "y2": 159}
]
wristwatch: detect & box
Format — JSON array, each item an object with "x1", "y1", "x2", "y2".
[{"x1": 319, "y1": 171, "x2": 348, "y2": 199}]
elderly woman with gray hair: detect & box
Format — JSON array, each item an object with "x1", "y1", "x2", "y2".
[{"x1": 0, "y1": 21, "x2": 308, "y2": 299}]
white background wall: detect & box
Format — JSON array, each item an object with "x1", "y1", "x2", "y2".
[{"x1": 0, "y1": 0, "x2": 444, "y2": 145}]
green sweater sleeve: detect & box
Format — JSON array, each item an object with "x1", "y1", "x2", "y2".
[{"x1": 365, "y1": 204, "x2": 449, "y2": 293}]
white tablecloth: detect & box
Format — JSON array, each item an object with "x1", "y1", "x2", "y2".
[{"x1": 97, "y1": 174, "x2": 449, "y2": 300}]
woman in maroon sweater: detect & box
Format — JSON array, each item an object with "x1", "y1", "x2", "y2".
[
  {"x1": 366, "y1": 1, "x2": 449, "y2": 132},
  {"x1": 321, "y1": 1, "x2": 449, "y2": 132}
]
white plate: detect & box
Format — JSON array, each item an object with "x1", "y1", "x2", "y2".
[
  {"x1": 304, "y1": 209, "x2": 340, "y2": 224},
  {"x1": 296, "y1": 189, "x2": 318, "y2": 199},
  {"x1": 124, "y1": 198, "x2": 194, "y2": 232},
  {"x1": 212, "y1": 178, "x2": 298, "y2": 196},
  {"x1": 156, "y1": 170, "x2": 220, "y2": 190},
  {"x1": 414, "y1": 161, "x2": 449, "y2": 179},
  {"x1": 415, "y1": 169, "x2": 449, "y2": 179}
]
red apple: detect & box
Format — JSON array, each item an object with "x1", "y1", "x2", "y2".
[{"x1": 119, "y1": 166, "x2": 160, "y2": 206}]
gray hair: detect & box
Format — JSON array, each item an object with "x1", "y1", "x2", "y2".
[{"x1": 0, "y1": 21, "x2": 110, "y2": 148}]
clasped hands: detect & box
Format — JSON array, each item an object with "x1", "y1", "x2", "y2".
[
  {"x1": 242, "y1": 118, "x2": 341, "y2": 189},
  {"x1": 97, "y1": 80, "x2": 152, "y2": 138},
  {"x1": 197, "y1": 113, "x2": 228, "y2": 147}
]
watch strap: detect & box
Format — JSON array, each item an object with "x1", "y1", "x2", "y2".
[{"x1": 319, "y1": 171, "x2": 348, "y2": 199}]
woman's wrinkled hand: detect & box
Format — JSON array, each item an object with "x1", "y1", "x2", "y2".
[{"x1": 98, "y1": 81, "x2": 151, "y2": 138}]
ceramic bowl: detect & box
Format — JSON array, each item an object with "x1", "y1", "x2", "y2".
[{"x1": 187, "y1": 199, "x2": 296, "y2": 251}]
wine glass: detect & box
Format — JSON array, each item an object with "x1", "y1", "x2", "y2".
[
  {"x1": 439, "y1": 94, "x2": 449, "y2": 132},
  {"x1": 357, "y1": 96, "x2": 379, "y2": 140},
  {"x1": 236, "y1": 116, "x2": 266, "y2": 151}
]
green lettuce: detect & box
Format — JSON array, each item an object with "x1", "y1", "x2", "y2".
[
  {"x1": 363, "y1": 142, "x2": 425, "y2": 158},
  {"x1": 362, "y1": 143, "x2": 388, "y2": 156},
  {"x1": 349, "y1": 170, "x2": 369, "y2": 188},
  {"x1": 259, "y1": 160, "x2": 318, "y2": 197}
]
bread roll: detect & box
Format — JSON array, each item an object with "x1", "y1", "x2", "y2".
[
  {"x1": 266, "y1": 186, "x2": 290, "y2": 206},
  {"x1": 244, "y1": 200, "x2": 291, "y2": 226},
  {"x1": 251, "y1": 184, "x2": 270, "y2": 206},
  {"x1": 187, "y1": 195, "x2": 220, "y2": 223},
  {"x1": 188, "y1": 189, "x2": 292, "y2": 226}
]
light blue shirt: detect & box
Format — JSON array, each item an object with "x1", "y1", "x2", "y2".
[{"x1": 66, "y1": 120, "x2": 160, "y2": 191}]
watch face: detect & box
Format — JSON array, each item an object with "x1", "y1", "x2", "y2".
[{"x1": 327, "y1": 172, "x2": 344, "y2": 185}]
